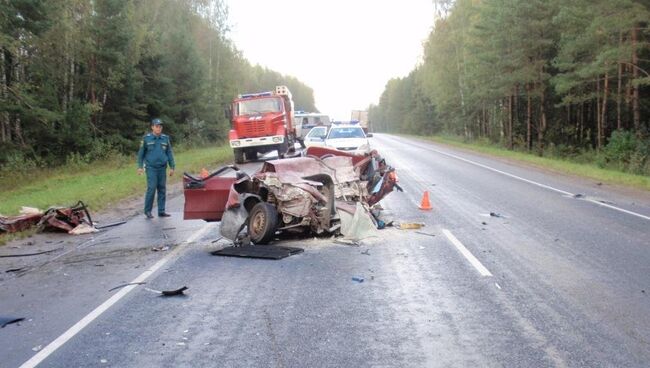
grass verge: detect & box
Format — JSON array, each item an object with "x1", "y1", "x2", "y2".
[
  {"x1": 0, "y1": 144, "x2": 232, "y2": 217},
  {"x1": 414, "y1": 135, "x2": 650, "y2": 191}
]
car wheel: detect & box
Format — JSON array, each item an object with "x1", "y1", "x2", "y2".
[{"x1": 248, "y1": 202, "x2": 278, "y2": 244}]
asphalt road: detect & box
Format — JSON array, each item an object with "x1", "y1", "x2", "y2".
[{"x1": 1, "y1": 134, "x2": 649, "y2": 367}]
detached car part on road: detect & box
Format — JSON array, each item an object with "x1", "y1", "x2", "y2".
[{"x1": 183, "y1": 147, "x2": 401, "y2": 244}]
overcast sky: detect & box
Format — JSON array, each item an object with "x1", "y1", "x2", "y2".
[{"x1": 226, "y1": 1, "x2": 435, "y2": 120}]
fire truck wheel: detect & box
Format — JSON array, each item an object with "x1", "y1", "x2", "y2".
[
  {"x1": 234, "y1": 149, "x2": 244, "y2": 164},
  {"x1": 276, "y1": 141, "x2": 289, "y2": 159},
  {"x1": 248, "y1": 202, "x2": 278, "y2": 244},
  {"x1": 244, "y1": 150, "x2": 257, "y2": 161}
]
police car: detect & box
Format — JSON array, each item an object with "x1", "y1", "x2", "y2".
[{"x1": 323, "y1": 121, "x2": 372, "y2": 154}]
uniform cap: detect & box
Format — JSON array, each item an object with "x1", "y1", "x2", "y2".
[{"x1": 151, "y1": 118, "x2": 163, "y2": 125}]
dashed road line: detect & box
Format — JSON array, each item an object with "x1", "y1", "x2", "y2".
[
  {"x1": 405, "y1": 138, "x2": 650, "y2": 222},
  {"x1": 442, "y1": 229, "x2": 493, "y2": 277},
  {"x1": 19, "y1": 223, "x2": 215, "y2": 368}
]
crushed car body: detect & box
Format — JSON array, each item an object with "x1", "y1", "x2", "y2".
[{"x1": 183, "y1": 146, "x2": 401, "y2": 244}]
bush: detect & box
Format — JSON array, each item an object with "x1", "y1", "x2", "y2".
[{"x1": 602, "y1": 130, "x2": 650, "y2": 175}]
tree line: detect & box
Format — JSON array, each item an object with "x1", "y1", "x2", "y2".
[
  {"x1": 0, "y1": 0, "x2": 317, "y2": 167},
  {"x1": 370, "y1": 0, "x2": 650, "y2": 174}
]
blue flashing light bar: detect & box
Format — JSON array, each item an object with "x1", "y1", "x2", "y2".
[{"x1": 332, "y1": 120, "x2": 360, "y2": 125}]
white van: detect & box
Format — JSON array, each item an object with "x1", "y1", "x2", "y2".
[{"x1": 295, "y1": 112, "x2": 331, "y2": 140}]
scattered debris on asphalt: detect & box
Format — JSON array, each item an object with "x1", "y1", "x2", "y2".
[
  {"x1": 573, "y1": 193, "x2": 585, "y2": 199},
  {"x1": 5, "y1": 267, "x2": 25, "y2": 273},
  {"x1": 375, "y1": 219, "x2": 394, "y2": 229},
  {"x1": 162, "y1": 286, "x2": 188, "y2": 296},
  {"x1": 0, "y1": 247, "x2": 63, "y2": 258},
  {"x1": 151, "y1": 246, "x2": 170, "y2": 252},
  {"x1": 482, "y1": 221, "x2": 488, "y2": 225},
  {"x1": 415, "y1": 231, "x2": 436, "y2": 237},
  {"x1": 145, "y1": 286, "x2": 188, "y2": 297},
  {"x1": 352, "y1": 276, "x2": 365, "y2": 283},
  {"x1": 1, "y1": 317, "x2": 25, "y2": 328},
  {"x1": 108, "y1": 282, "x2": 147, "y2": 292},
  {"x1": 489, "y1": 212, "x2": 503, "y2": 218},
  {"x1": 95, "y1": 220, "x2": 127, "y2": 230},
  {"x1": 162, "y1": 227, "x2": 176, "y2": 231},
  {"x1": 334, "y1": 239, "x2": 360, "y2": 246},
  {"x1": 361, "y1": 249, "x2": 370, "y2": 255},
  {"x1": 68, "y1": 223, "x2": 98, "y2": 235},
  {"x1": 397, "y1": 222, "x2": 425, "y2": 230},
  {"x1": 211, "y1": 245, "x2": 303, "y2": 260}
]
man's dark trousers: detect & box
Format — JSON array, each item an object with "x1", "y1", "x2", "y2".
[{"x1": 145, "y1": 166, "x2": 166, "y2": 215}]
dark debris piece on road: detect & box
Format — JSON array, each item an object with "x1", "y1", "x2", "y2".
[
  {"x1": 94, "y1": 220, "x2": 126, "y2": 230},
  {"x1": 144, "y1": 286, "x2": 189, "y2": 297},
  {"x1": 1, "y1": 317, "x2": 25, "y2": 328},
  {"x1": 0, "y1": 247, "x2": 63, "y2": 258},
  {"x1": 162, "y1": 286, "x2": 188, "y2": 296},
  {"x1": 211, "y1": 245, "x2": 304, "y2": 260}
]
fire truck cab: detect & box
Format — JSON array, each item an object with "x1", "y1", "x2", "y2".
[{"x1": 228, "y1": 85, "x2": 296, "y2": 164}]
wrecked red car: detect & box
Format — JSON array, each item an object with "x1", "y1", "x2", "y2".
[{"x1": 183, "y1": 147, "x2": 401, "y2": 244}]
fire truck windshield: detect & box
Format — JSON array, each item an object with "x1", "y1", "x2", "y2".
[{"x1": 237, "y1": 97, "x2": 282, "y2": 115}]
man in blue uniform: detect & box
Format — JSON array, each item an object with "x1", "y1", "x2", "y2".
[{"x1": 137, "y1": 118, "x2": 175, "y2": 218}]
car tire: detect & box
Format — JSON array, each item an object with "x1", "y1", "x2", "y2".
[
  {"x1": 234, "y1": 148, "x2": 244, "y2": 164},
  {"x1": 248, "y1": 202, "x2": 278, "y2": 244}
]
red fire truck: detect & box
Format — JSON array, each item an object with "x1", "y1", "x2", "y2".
[{"x1": 228, "y1": 85, "x2": 296, "y2": 164}]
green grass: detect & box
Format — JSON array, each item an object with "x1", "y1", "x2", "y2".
[
  {"x1": 413, "y1": 134, "x2": 650, "y2": 191},
  {"x1": 0, "y1": 145, "x2": 233, "y2": 216}
]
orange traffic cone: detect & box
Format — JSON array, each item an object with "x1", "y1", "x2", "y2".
[
  {"x1": 418, "y1": 191, "x2": 433, "y2": 210},
  {"x1": 200, "y1": 168, "x2": 209, "y2": 179}
]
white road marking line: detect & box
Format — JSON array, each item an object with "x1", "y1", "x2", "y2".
[
  {"x1": 416, "y1": 141, "x2": 650, "y2": 222},
  {"x1": 581, "y1": 197, "x2": 650, "y2": 221},
  {"x1": 495, "y1": 282, "x2": 502, "y2": 290},
  {"x1": 19, "y1": 223, "x2": 215, "y2": 368},
  {"x1": 442, "y1": 229, "x2": 493, "y2": 277}
]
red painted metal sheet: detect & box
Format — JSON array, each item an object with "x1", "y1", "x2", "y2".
[{"x1": 183, "y1": 175, "x2": 236, "y2": 221}]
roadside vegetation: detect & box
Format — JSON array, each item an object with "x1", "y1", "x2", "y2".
[
  {"x1": 1, "y1": 0, "x2": 317, "y2": 175},
  {"x1": 0, "y1": 1, "x2": 318, "y2": 243},
  {"x1": 0, "y1": 144, "x2": 232, "y2": 216},
  {"x1": 419, "y1": 134, "x2": 650, "y2": 191},
  {"x1": 370, "y1": 0, "x2": 650, "y2": 184}
]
